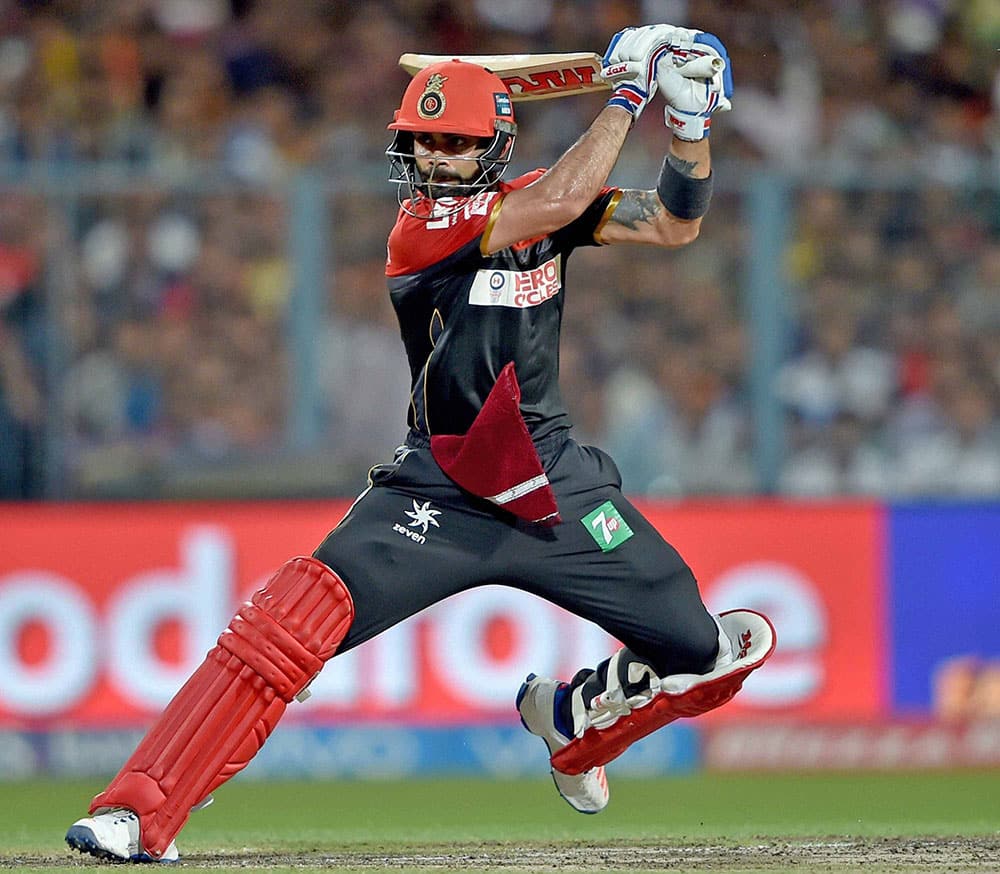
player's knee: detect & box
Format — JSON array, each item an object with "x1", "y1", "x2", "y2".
[
  {"x1": 231, "y1": 556, "x2": 355, "y2": 670},
  {"x1": 629, "y1": 565, "x2": 720, "y2": 675},
  {"x1": 684, "y1": 612, "x2": 724, "y2": 674},
  {"x1": 642, "y1": 610, "x2": 720, "y2": 677}
]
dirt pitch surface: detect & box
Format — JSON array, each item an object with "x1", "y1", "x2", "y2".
[{"x1": 9, "y1": 836, "x2": 1000, "y2": 872}]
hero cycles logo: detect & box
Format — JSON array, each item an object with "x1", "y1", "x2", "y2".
[
  {"x1": 0, "y1": 526, "x2": 829, "y2": 720},
  {"x1": 469, "y1": 255, "x2": 562, "y2": 309}
]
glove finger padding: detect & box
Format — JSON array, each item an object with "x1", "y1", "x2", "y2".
[
  {"x1": 658, "y1": 67, "x2": 731, "y2": 114},
  {"x1": 602, "y1": 25, "x2": 679, "y2": 121},
  {"x1": 657, "y1": 31, "x2": 733, "y2": 140},
  {"x1": 665, "y1": 31, "x2": 733, "y2": 99},
  {"x1": 603, "y1": 24, "x2": 688, "y2": 67}
]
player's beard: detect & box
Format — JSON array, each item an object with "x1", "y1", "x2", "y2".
[{"x1": 417, "y1": 161, "x2": 480, "y2": 199}]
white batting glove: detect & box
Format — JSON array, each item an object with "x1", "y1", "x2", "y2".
[
  {"x1": 657, "y1": 32, "x2": 733, "y2": 140},
  {"x1": 602, "y1": 25, "x2": 682, "y2": 121}
]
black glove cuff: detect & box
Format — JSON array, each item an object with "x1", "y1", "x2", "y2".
[{"x1": 656, "y1": 156, "x2": 713, "y2": 220}]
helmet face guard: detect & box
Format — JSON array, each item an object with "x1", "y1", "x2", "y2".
[
  {"x1": 385, "y1": 127, "x2": 515, "y2": 218},
  {"x1": 386, "y1": 60, "x2": 517, "y2": 219}
]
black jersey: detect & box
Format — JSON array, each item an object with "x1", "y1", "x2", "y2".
[{"x1": 386, "y1": 169, "x2": 619, "y2": 442}]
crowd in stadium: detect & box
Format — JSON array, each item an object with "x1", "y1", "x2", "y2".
[{"x1": 1, "y1": 0, "x2": 998, "y2": 499}]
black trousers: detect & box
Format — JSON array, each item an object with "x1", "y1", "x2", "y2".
[{"x1": 314, "y1": 436, "x2": 718, "y2": 677}]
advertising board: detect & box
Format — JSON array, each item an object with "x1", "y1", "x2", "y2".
[
  {"x1": 888, "y1": 504, "x2": 1000, "y2": 721},
  {"x1": 0, "y1": 500, "x2": 885, "y2": 729}
]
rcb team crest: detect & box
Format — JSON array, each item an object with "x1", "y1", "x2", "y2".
[{"x1": 417, "y1": 73, "x2": 448, "y2": 119}]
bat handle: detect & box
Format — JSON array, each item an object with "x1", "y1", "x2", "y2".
[{"x1": 673, "y1": 55, "x2": 725, "y2": 79}]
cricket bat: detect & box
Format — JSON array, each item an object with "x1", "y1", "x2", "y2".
[
  {"x1": 399, "y1": 51, "x2": 727, "y2": 102},
  {"x1": 398, "y1": 52, "x2": 609, "y2": 102}
]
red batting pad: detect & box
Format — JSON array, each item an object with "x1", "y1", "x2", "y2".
[
  {"x1": 551, "y1": 610, "x2": 776, "y2": 775},
  {"x1": 89, "y1": 557, "x2": 353, "y2": 859},
  {"x1": 431, "y1": 361, "x2": 560, "y2": 525}
]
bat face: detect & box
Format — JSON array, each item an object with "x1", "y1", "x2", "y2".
[{"x1": 399, "y1": 52, "x2": 610, "y2": 102}]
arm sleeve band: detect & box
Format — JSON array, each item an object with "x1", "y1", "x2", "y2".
[{"x1": 655, "y1": 156, "x2": 713, "y2": 220}]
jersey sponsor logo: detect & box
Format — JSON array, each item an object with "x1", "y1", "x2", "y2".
[
  {"x1": 469, "y1": 255, "x2": 561, "y2": 309},
  {"x1": 393, "y1": 499, "x2": 442, "y2": 545},
  {"x1": 581, "y1": 501, "x2": 634, "y2": 552}
]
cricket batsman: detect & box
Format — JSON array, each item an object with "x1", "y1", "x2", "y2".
[{"x1": 66, "y1": 24, "x2": 774, "y2": 862}]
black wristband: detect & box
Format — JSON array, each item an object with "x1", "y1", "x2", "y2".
[{"x1": 656, "y1": 156, "x2": 713, "y2": 220}]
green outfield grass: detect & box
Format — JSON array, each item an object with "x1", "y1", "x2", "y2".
[{"x1": 3, "y1": 772, "x2": 998, "y2": 872}]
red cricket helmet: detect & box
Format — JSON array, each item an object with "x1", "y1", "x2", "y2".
[
  {"x1": 388, "y1": 59, "x2": 516, "y2": 136},
  {"x1": 386, "y1": 59, "x2": 517, "y2": 217}
]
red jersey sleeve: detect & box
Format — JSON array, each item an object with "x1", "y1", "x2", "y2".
[
  {"x1": 385, "y1": 170, "x2": 617, "y2": 276},
  {"x1": 386, "y1": 189, "x2": 501, "y2": 277}
]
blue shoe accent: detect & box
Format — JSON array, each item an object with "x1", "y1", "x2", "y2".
[
  {"x1": 66, "y1": 823, "x2": 179, "y2": 864},
  {"x1": 66, "y1": 825, "x2": 122, "y2": 863},
  {"x1": 516, "y1": 673, "x2": 537, "y2": 730},
  {"x1": 132, "y1": 852, "x2": 179, "y2": 864},
  {"x1": 552, "y1": 683, "x2": 574, "y2": 739}
]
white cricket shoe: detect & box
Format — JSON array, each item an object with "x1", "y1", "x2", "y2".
[
  {"x1": 517, "y1": 673, "x2": 609, "y2": 814},
  {"x1": 65, "y1": 808, "x2": 179, "y2": 863}
]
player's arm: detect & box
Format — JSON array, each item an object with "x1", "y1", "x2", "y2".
[
  {"x1": 484, "y1": 106, "x2": 632, "y2": 254},
  {"x1": 598, "y1": 136, "x2": 710, "y2": 248},
  {"x1": 483, "y1": 26, "x2": 671, "y2": 255}
]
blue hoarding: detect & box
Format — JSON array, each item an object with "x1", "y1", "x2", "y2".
[{"x1": 889, "y1": 504, "x2": 1000, "y2": 716}]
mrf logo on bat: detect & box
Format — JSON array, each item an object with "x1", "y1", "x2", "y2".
[{"x1": 501, "y1": 64, "x2": 600, "y2": 98}]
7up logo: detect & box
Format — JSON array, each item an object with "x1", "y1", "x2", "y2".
[{"x1": 581, "y1": 501, "x2": 634, "y2": 552}]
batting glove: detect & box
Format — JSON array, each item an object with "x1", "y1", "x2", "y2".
[
  {"x1": 602, "y1": 25, "x2": 682, "y2": 121},
  {"x1": 657, "y1": 32, "x2": 733, "y2": 141}
]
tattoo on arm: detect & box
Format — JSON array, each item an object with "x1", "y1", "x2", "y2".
[
  {"x1": 667, "y1": 152, "x2": 700, "y2": 177},
  {"x1": 609, "y1": 154, "x2": 705, "y2": 232},
  {"x1": 609, "y1": 189, "x2": 662, "y2": 230}
]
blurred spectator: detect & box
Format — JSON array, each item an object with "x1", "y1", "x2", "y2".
[
  {"x1": 319, "y1": 256, "x2": 411, "y2": 481},
  {"x1": 606, "y1": 345, "x2": 754, "y2": 496},
  {"x1": 779, "y1": 411, "x2": 890, "y2": 497},
  {"x1": 0, "y1": 323, "x2": 43, "y2": 497},
  {"x1": 893, "y1": 377, "x2": 1000, "y2": 496},
  {"x1": 776, "y1": 307, "x2": 897, "y2": 429}
]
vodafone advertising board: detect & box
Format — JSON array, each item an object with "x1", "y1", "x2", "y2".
[{"x1": 0, "y1": 501, "x2": 885, "y2": 728}]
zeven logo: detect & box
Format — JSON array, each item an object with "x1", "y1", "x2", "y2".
[
  {"x1": 393, "y1": 499, "x2": 442, "y2": 545},
  {"x1": 469, "y1": 255, "x2": 561, "y2": 309}
]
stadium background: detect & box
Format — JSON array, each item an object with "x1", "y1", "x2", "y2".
[{"x1": 1, "y1": 0, "x2": 999, "y2": 785}]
